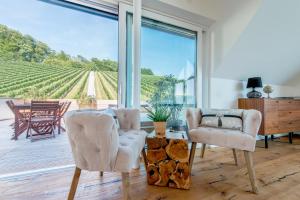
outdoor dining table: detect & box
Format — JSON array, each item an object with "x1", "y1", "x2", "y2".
[{"x1": 12, "y1": 102, "x2": 67, "y2": 140}]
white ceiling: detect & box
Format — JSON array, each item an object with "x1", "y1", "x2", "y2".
[
  {"x1": 159, "y1": 0, "x2": 259, "y2": 20},
  {"x1": 161, "y1": 0, "x2": 300, "y2": 86},
  {"x1": 214, "y1": 0, "x2": 300, "y2": 86}
]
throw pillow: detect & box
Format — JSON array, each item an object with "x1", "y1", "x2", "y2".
[{"x1": 200, "y1": 109, "x2": 243, "y2": 131}]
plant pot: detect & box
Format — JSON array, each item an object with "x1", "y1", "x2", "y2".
[
  {"x1": 153, "y1": 121, "x2": 167, "y2": 138},
  {"x1": 77, "y1": 99, "x2": 97, "y2": 110}
]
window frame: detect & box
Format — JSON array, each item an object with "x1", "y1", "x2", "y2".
[
  {"x1": 47, "y1": 0, "x2": 210, "y2": 109},
  {"x1": 119, "y1": 2, "x2": 206, "y2": 109}
]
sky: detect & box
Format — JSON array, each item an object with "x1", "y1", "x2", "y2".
[{"x1": 0, "y1": 0, "x2": 196, "y2": 77}]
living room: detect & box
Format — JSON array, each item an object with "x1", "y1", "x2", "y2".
[{"x1": 0, "y1": 0, "x2": 300, "y2": 200}]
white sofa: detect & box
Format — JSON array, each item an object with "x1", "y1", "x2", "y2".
[
  {"x1": 186, "y1": 108, "x2": 262, "y2": 193},
  {"x1": 64, "y1": 108, "x2": 147, "y2": 200}
]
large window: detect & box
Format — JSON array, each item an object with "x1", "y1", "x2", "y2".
[
  {"x1": 0, "y1": 0, "x2": 119, "y2": 175},
  {"x1": 140, "y1": 18, "x2": 197, "y2": 107},
  {"x1": 126, "y1": 13, "x2": 197, "y2": 127},
  {"x1": 0, "y1": 0, "x2": 119, "y2": 118}
]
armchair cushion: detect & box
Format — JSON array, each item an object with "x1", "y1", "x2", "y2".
[
  {"x1": 115, "y1": 129, "x2": 147, "y2": 171},
  {"x1": 189, "y1": 127, "x2": 256, "y2": 152},
  {"x1": 200, "y1": 109, "x2": 243, "y2": 131}
]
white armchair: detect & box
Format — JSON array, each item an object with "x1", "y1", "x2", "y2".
[
  {"x1": 186, "y1": 108, "x2": 262, "y2": 194},
  {"x1": 64, "y1": 109, "x2": 147, "y2": 200}
]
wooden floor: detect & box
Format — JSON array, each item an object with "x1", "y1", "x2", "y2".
[{"x1": 1, "y1": 135, "x2": 300, "y2": 200}]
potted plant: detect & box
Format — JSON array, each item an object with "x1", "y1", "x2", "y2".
[
  {"x1": 77, "y1": 95, "x2": 97, "y2": 109},
  {"x1": 145, "y1": 105, "x2": 171, "y2": 137}
]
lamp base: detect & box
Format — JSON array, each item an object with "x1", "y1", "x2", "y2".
[{"x1": 247, "y1": 90, "x2": 262, "y2": 98}]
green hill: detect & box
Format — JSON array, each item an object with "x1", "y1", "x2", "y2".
[{"x1": 0, "y1": 24, "x2": 162, "y2": 100}]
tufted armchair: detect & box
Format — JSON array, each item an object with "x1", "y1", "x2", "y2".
[
  {"x1": 64, "y1": 109, "x2": 147, "y2": 200},
  {"x1": 186, "y1": 108, "x2": 262, "y2": 194}
]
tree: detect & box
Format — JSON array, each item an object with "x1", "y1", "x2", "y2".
[
  {"x1": 141, "y1": 68, "x2": 154, "y2": 75},
  {"x1": 90, "y1": 58, "x2": 118, "y2": 71},
  {"x1": 0, "y1": 24, "x2": 51, "y2": 62},
  {"x1": 0, "y1": 24, "x2": 130, "y2": 72}
]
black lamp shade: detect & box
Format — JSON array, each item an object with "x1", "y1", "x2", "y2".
[{"x1": 246, "y1": 77, "x2": 262, "y2": 88}]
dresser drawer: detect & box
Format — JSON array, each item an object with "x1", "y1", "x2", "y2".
[
  {"x1": 264, "y1": 111, "x2": 279, "y2": 133},
  {"x1": 278, "y1": 100, "x2": 300, "y2": 111},
  {"x1": 278, "y1": 111, "x2": 300, "y2": 131},
  {"x1": 264, "y1": 99, "x2": 279, "y2": 111}
]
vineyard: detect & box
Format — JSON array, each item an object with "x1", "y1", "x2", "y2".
[{"x1": 0, "y1": 59, "x2": 161, "y2": 101}]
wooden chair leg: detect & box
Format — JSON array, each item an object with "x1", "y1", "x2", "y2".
[
  {"x1": 189, "y1": 142, "x2": 197, "y2": 173},
  {"x1": 58, "y1": 119, "x2": 61, "y2": 134},
  {"x1": 244, "y1": 151, "x2": 259, "y2": 194},
  {"x1": 26, "y1": 125, "x2": 30, "y2": 138},
  {"x1": 100, "y1": 171, "x2": 103, "y2": 177},
  {"x1": 142, "y1": 148, "x2": 148, "y2": 170},
  {"x1": 68, "y1": 167, "x2": 81, "y2": 200},
  {"x1": 200, "y1": 143, "x2": 206, "y2": 158},
  {"x1": 121, "y1": 172, "x2": 131, "y2": 200},
  {"x1": 232, "y1": 149, "x2": 238, "y2": 166}
]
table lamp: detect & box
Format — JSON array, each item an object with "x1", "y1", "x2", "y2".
[{"x1": 246, "y1": 77, "x2": 262, "y2": 98}]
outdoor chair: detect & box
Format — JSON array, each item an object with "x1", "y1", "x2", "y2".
[
  {"x1": 186, "y1": 108, "x2": 262, "y2": 194},
  {"x1": 6, "y1": 100, "x2": 30, "y2": 139},
  {"x1": 64, "y1": 108, "x2": 147, "y2": 200},
  {"x1": 26, "y1": 101, "x2": 60, "y2": 141},
  {"x1": 56, "y1": 101, "x2": 71, "y2": 134}
]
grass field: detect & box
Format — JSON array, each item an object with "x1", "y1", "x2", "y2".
[{"x1": 0, "y1": 59, "x2": 161, "y2": 100}]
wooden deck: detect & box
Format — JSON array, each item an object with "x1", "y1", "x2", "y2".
[
  {"x1": 0, "y1": 119, "x2": 73, "y2": 175},
  {"x1": 1, "y1": 119, "x2": 300, "y2": 199}
]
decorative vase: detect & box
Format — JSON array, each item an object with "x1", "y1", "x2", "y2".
[
  {"x1": 263, "y1": 85, "x2": 274, "y2": 98},
  {"x1": 153, "y1": 121, "x2": 166, "y2": 138}
]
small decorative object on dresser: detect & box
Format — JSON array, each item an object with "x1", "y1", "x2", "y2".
[
  {"x1": 263, "y1": 85, "x2": 274, "y2": 98},
  {"x1": 246, "y1": 77, "x2": 263, "y2": 98},
  {"x1": 238, "y1": 98, "x2": 300, "y2": 148}
]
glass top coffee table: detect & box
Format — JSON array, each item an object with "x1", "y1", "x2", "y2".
[{"x1": 142, "y1": 130, "x2": 190, "y2": 189}]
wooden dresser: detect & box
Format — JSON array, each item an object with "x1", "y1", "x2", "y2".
[{"x1": 238, "y1": 98, "x2": 300, "y2": 148}]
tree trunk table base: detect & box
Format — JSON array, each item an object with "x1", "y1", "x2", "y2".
[{"x1": 145, "y1": 131, "x2": 190, "y2": 190}]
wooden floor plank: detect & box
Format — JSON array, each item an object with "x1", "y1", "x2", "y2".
[
  {"x1": 0, "y1": 140, "x2": 300, "y2": 200},
  {"x1": 1, "y1": 119, "x2": 300, "y2": 200}
]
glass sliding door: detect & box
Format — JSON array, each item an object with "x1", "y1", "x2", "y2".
[
  {"x1": 0, "y1": 0, "x2": 119, "y2": 112},
  {"x1": 0, "y1": 0, "x2": 119, "y2": 174},
  {"x1": 140, "y1": 18, "x2": 197, "y2": 106},
  {"x1": 126, "y1": 13, "x2": 197, "y2": 129}
]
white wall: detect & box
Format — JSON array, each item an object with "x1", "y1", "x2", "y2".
[
  {"x1": 211, "y1": 78, "x2": 300, "y2": 109},
  {"x1": 160, "y1": 0, "x2": 300, "y2": 108},
  {"x1": 159, "y1": 0, "x2": 262, "y2": 74},
  {"x1": 215, "y1": 0, "x2": 300, "y2": 87},
  {"x1": 209, "y1": 0, "x2": 262, "y2": 72}
]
